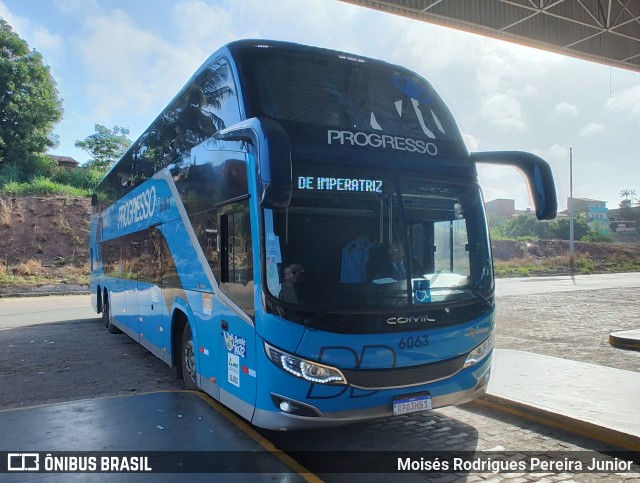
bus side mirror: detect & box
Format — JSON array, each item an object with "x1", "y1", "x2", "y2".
[
  {"x1": 215, "y1": 118, "x2": 292, "y2": 208},
  {"x1": 470, "y1": 151, "x2": 558, "y2": 221}
]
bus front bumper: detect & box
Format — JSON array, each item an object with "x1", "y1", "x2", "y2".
[{"x1": 251, "y1": 364, "x2": 490, "y2": 431}]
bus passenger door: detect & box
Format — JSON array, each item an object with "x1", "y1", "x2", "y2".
[
  {"x1": 123, "y1": 236, "x2": 141, "y2": 341},
  {"x1": 137, "y1": 226, "x2": 167, "y2": 362},
  {"x1": 216, "y1": 202, "x2": 257, "y2": 422}
]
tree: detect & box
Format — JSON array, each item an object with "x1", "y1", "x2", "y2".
[
  {"x1": 75, "y1": 124, "x2": 132, "y2": 170},
  {"x1": 0, "y1": 19, "x2": 63, "y2": 173},
  {"x1": 546, "y1": 213, "x2": 590, "y2": 241},
  {"x1": 618, "y1": 188, "x2": 637, "y2": 209}
]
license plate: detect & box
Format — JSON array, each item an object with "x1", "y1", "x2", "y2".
[{"x1": 393, "y1": 394, "x2": 432, "y2": 415}]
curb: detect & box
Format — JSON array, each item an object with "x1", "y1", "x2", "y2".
[
  {"x1": 609, "y1": 330, "x2": 640, "y2": 351},
  {"x1": 474, "y1": 394, "x2": 640, "y2": 452}
]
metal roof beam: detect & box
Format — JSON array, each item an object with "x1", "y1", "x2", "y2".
[{"x1": 340, "y1": 0, "x2": 640, "y2": 71}]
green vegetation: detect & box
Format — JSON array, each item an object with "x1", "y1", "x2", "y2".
[
  {"x1": 0, "y1": 20, "x2": 63, "y2": 171},
  {"x1": 618, "y1": 188, "x2": 639, "y2": 209},
  {"x1": 0, "y1": 271, "x2": 89, "y2": 288},
  {"x1": 488, "y1": 213, "x2": 613, "y2": 243},
  {"x1": 0, "y1": 150, "x2": 108, "y2": 196},
  {"x1": 0, "y1": 258, "x2": 88, "y2": 288},
  {"x1": 0, "y1": 128, "x2": 130, "y2": 196},
  {"x1": 0, "y1": 177, "x2": 90, "y2": 196},
  {"x1": 75, "y1": 124, "x2": 132, "y2": 170},
  {"x1": 0, "y1": 20, "x2": 131, "y2": 197}
]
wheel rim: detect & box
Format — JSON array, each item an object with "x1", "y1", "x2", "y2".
[{"x1": 184, "y1": 339, "x2": 196, "y2": 383}]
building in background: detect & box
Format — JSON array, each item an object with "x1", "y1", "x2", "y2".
[
  {"x1": 566, "y1": 198, "x2": 610, "y2": 236},
  {"x1": 485, "y1": 198, "x2": 535, "y2": 218},
  {"x1": 49, "y1": 155, "x2": 80, "y2": 170},
  {"x1": 607, "y1": 206, "x2": 639, "y2": 234}
]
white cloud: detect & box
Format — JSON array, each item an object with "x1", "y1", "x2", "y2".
[
  {"x1": 71, "y1": 0, "x2": 364, "y2": 124},
  {"x1": 462, "y1": 132, "x2": 479, "y2": 152},
  {"x1": 0, "y1": 2, "x2": 19, "y2": 30},
  {"x1": 477, "y1": 164, "x2": 530, "y2": 206},
  {"x1": 32, "y1": 26, "x2": 63, "y2": 53},
  {"x1": 0, "y1": 2, "x2": 64, "y2": 57},
  {"x1": 475, "y1": 42, "x2": 560, "y2": 96},
  {"x1": 481, "y1": 93, "x2": 525, "y2": 131},
  {"x1": 554, "y1": 101, "x2": 578, "y2": 116},
  {"x1": 391, "y1": 21, "x2": 482, "y2": 73},
  {"x1": 171, "y1": 0, "x2": 236, "y2": 58},
  {"x1": 547, "y1": 143, "x2": 570, "y2": 160},
  {"x1": 73, "y1": 7, "x2": 226, "y2": 125},
  {"x1": 606, "y1": 85, "x2": 640, "y2": 119},
  {"x1": 476, "y1": 50, "x2": 512, "y2": 94},
  {"x1": 229, "y1": 0, "x2": 363, "y2": 51},
  {"x1": 579, "y1": 123, "x2": 606, "y2": 136}
]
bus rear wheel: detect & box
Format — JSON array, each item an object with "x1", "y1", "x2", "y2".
[
  {"x1": 101, "y1": 294, "x2": 109, "y2": 328},
  {"x1": 180, "y1": 324, "x2": 198, "y2": 390},
  {"x1": 104, "y1": 295, "x2": 121, "y2": 334}
]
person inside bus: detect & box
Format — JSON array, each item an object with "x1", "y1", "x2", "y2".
[
  {"x1": 279, "y1": 263, "x2": 307, "y2": 304},
  {"x1": 368, "y1": 242, "x2": 416, "y2": 282},
  {"x1": 340, "y1": 233, "x2": 374, "y2": 284}
]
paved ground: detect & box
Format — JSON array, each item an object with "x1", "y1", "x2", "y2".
[
  {"x1": 0, "y1": 317, "x2": 182, "y2": 410},
  {"x1": 0, "y1": 294, "x2": 94, "y2": 329},
  {"x1": 1, "y1": 282, "x2": 639, "y2": 481},
  {"x1": 2, "y1": 284, "x2": 637, "y2": 410},
  {"x1": 495, "y1": 287, "x2": 640, "y2": 372}
]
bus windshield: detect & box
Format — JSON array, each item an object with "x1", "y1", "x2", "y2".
[
  {"x1": 241, "y1": 46, "x2": 463, "y2": 144},
  {"x1": 264, "y1": 171, "x2": 493, "y2": 315}
]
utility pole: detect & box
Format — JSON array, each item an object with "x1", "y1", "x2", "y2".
[{"x1": 569, "y1": 147, "x2": 575, "y2": 274}]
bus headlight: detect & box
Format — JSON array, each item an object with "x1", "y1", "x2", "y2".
[
  {"x1": 265, "y1": 342, "x2": 347, "y2": 385},
  {"x1": 463, "y1": 333, "x2": 494, "y2": 369}
]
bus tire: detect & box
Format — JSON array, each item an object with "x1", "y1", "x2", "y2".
[
  {"x1": 101, "y1": 293, "x2": 109, "y2": 328},
  {"x1": 105, "y1": 296, "x2": 121, "y2": 334},
  {"x1": 180, "y1": 324, "x2": 198, "y2": 390}
]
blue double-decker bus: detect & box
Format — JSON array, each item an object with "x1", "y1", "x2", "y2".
[{"x1": 90, "y1": 40, "x2": 556, "y2": 430}]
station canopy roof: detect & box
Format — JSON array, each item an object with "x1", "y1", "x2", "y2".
[{"x1": 342, "y1": 0, "x2": 640, "y2": 72}]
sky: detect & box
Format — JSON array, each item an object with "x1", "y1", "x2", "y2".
[{"x1": 1, "y1": 0, "x2": 639, "y2": 211}]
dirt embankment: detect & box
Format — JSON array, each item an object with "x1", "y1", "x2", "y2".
[
  {"x1": 0, "y1": 196, "x2": 90, "y2": 292},
  {"x1": 0, "y1": 195, "x2": 639, "y2": 293},
  {"x1": 492, "y1": 238, "x2": 640, "y2": 262},
  {"x1": 491, "y1": 238, "x2": 640, "y2": 276}
]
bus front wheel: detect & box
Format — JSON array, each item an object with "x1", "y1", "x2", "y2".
[{"x1": 180, "y1": 324, "x2": 198, "y2": 390}]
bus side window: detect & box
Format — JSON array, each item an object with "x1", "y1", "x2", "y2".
[
  {"x1": 193, "y1": 210, "x2": 219, "y2": 274},
  {"x1": 122, "y1": 235, "x2": 141, "y2": 279},
  {"x1": 220, "y1": 210, "x2": 252, "y2": 284},
  {"x1": 218, "y1": 201, "x2": 254, "y2": 313},
  {"x1": 146, "y1": 226, "x2": 163, "y2": 286}
]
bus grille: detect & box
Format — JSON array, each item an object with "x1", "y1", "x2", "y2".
[{"x1": 340, "y1": 353, "x2": 469, "y2": 390}]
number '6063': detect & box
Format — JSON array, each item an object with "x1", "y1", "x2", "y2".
[{"x1": 398, "y1": 336, "x2": 429, "y2": 350}]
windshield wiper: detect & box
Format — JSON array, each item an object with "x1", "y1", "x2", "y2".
[
  {"x1": 307, "y1": 295, "x2": 369, "y2": 325},
  {"x1": 465, "y1": 287, "x2": 494, "y2": 310}
]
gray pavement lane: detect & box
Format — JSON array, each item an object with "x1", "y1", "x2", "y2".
[
  {"x1": 495, "y1": 272, "x2": 640, "y2": 297},
  {"x1": 1, "y1": 281, "x2": 640, "y2": 481},
  {"x1": 2, "y1": 272, "x2": 639, "y2": 328},
  {"x1": 0, "y1": 295, "x2": 96, "y2": 329},
  {"x1": 494, "y1": 286, "x2": 640, "y2": 372}
]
